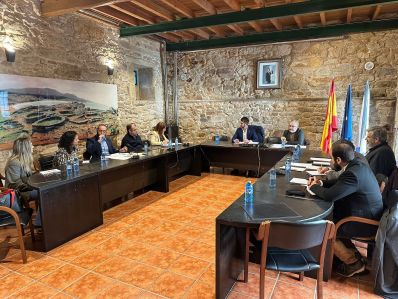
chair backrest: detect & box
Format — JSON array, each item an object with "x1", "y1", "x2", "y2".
[
  {"x1": 249, "y1": 125, "x2": 265, "y2": 143},
  {"x1": 38, "y1": 155, "x2": 55, "y2": 170},
  {"x1": 212, "y1": 135, "x2": 229, "y2": 141},
  {"x1": 267, "y1": 137, "x2": 281, "y2": 144},
  {"x1": 258, "y1": 220, "x2": 334, "y2": 251}
]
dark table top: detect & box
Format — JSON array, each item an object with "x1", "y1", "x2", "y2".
[
  {"x1": 27, "y1": 144, "x2": 199, "y2": 190},
  {"x1": 216, "y1": 149, "x2": 333, "y2": 226}
]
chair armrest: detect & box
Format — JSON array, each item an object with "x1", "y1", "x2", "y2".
[
  {"x1": 335, "y1": 216, "x2": 379, "y2": 233},
  {"x1": 0, "y1": 206, "x2": 19, "y2": 222}
]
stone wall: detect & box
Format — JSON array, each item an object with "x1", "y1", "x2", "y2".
[
  {"x1": 0, "y1": 0, "x2": 164, "y2": 172},
  {"x1": 168, "y1": 31, "x2": 398, "y2": 148}
]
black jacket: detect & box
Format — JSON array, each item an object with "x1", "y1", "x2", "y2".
[
  {"x1": 366, "y1": 142, "x2": 396, "y2": 177},
  {"x1": 121, "y1": 133, "x2": 143, "y2": 152},
  {"x1": 282, "y1": 128, "x2": 305, "y2": 145},
  {"x1": 310, "y1": 158, "x2": 383, "y2": 223},
  {"x1": 86, "y1": 135, "x2": 118, "y2": 160}
]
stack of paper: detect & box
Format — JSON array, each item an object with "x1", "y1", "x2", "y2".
[
  {"x1": 306, "y1": 170, "x2": 327, "y2": 176},
  {"x1": 289, "y1": 178, "x2": 308, "y2": 185},
  {"x1": 108, "y1": 153, "x2": 132, "y2": 160},
  {"x1": 291, "y1": 162, "x2": 313, "y2": 168},
  {"x1": 310, "y1": 157, "x2": 331, "y2": 162},
  {"x1": 280, "y1": 166, "x2": 306, "y2": 172},
  {"x1": 40, "y1": 169, "x2": 61, "y2": 176}
]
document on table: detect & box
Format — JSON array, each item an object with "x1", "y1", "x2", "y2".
[
  {"x1": 306, "y1": 170, "x2": 327, "y2": 176},
  {"x1": 310, "y1": 157, "x2": 331, "y2": 162},
  {"x1": 285, "y1": 144, "x2": 307, "y2": 149},
  {"x1": 291, "y1": 162, "x2": 313, "y2": 168},
  {"x1": 238, "y1": 141, "x2": 259, "y2": 145},
  {"x1": 161, "y1": 143, "x2": 182, "y2": 147},
  {"x1": 108, "y1": 153, "x2": 132, "y2": 160},
  {"x1": 305, "y1": 165, "x2": 320, "y2": 170},
  {"x1": 312, "y1": 161, "x2": 331, "y2": 166},
  {"x1": 40, "y1": 169, "x2": 61, "y2": 176},
  {"x1": 280, "y1": 166, "x2": 306, "y2": 172},
  {"x1": 290, "y1": 178, "x2": 308, "y2": 185}
]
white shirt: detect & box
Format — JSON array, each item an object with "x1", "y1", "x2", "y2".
[{"x1": 243, "y1": 128, "x2": 247, "y2": 141}]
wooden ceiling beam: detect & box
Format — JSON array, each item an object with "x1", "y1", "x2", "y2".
[
  {"x1": 166, "y1": 18, "x2": 398, "y2": 51},
  {"x1": 208, "y1": 27, "x2": 226, "y2": 37},
  {"x1": 293, "y1": 15, "x2": 303, "y2": 28},
  {"x1": 320, "y1": 12, "x2": 326, "y2": 25},
  {"x1": 194, "y1": 0, "x2": 244, "y2": 35},
  {"x1": 270, "y1": 19, "x2": 282, "y2": 30},
  {"x1": 121, "y1": 0, "x2": 398, "y2": 37},
  {"x1": 192, "y1": 0, "x2": 217, "y2": 15},
  {"x1": 372, "y1": 5, "x2": 382, "y2": 20},
  {"x1": 253, "y1": 0, "x2": 265, "y2": 7},
  {"x1": 224, "y1": 0, "x2": 263, "y2": 32},
  {"x1": 157, "y1": 33, "x2": 180, "y2": 42},
  {"x1": 347, "y1": 8, "x2": 353, "y2": 23},
  {"x1": 93, "y1": 6, "x2": 139, "y2": 25},
  {"x1": 110, "y1": 2, "x2": 155, "y2": 23},
  {"x1": 158, "y1": 0, "x2": 194, "y2": 18},
  {"x1": 41, "y1": 0, "x2": 128, "y2": 17},
  {"x1": 130, "y1": 0, "x2": 174, "y2": 21}
]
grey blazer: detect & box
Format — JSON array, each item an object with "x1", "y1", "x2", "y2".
[{"x1": 5, "y1": 159, "x2": 32, "y2": 192}]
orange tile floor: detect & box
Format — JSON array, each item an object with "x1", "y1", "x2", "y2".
[{"x1": 0, "y1": 173, "x2": 381, "y2": 298}]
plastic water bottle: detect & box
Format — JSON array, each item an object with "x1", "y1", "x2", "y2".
[
  {"x1": 168, "y1": 139, "x2": 172, "y2": 149},
  {"x1": 175, "y1": 137, "x2": 179, "y2": 150},
  {"x1": 215, "y1": 134, "x2": 220, "y2": 145},
  {"x1": 293, "y1": 145, "x2": 301, "y2": 161},
  {"x1": 66, "y1": 160, "x2": 72, "y2": 176},
  {"x1": 101, "y1": 152, "x2": 106, "y2": 162},
  {"x1": 73, "y1": 157, "x2": 80, "y2": 173},
  {"x1": 281, "y1": 138, "x2": 286, "y2": 148},
  {"x1": 144, "y1": 142, "x2": 148, "y2": 154},
  {"x1": 244, "y1": 181, "x2": 254, "y2": 203},
  {"x1": 269, "y1": 168, "x2": 277, "y2": 189},
  {"x1": 285, "y1": 156, "x2": 292, "y2": 173}
]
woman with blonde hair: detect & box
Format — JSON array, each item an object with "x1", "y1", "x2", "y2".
[
  {"x1": 150, "y1": 121, "x2": 169, "y2": 146},
  {"x1": 4, "y1": 133, "x2": 38, "y2": 218}
]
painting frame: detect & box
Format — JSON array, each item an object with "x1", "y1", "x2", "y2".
[{"x1": 256, "y1": 59, "x2": 282, "y2": 89}]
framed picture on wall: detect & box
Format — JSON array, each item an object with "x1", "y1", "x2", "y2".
[{"x1": 256, "y1": 59, "x2": 281, "y2": 89}]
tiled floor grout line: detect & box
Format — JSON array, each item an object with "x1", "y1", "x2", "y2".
[{"x1": 268, "y1": 272, "x2": 280, "y2": 299}]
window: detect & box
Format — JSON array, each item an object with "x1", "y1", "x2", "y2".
[
  {"x1": 0, "y1": 91, "x2": 10, "y2": 118},
  {"x1": 134, "y1": 66, "x2": 154, "y2": 101}
]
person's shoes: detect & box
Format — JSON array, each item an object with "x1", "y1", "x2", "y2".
[{"x1": 336, "y1": 259, "x2": 366, "y2": 277}]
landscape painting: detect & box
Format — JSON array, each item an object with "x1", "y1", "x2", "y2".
[{"x1": 0, "y1": 74, "x2": 118, "y2": 150}]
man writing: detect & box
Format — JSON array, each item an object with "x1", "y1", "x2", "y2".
[
  {"x1": 121, "y1": 123, "x2": 144, "y2": 152},
  {"x1": 232, "y1": 117, "x2": 258, "y2": 144},
  {"x1": 86, "y1": 124, "x2": 127, "y2": 160},
  {"x1": 308, "y1": 141, "x2": 383, "y2": 277}
]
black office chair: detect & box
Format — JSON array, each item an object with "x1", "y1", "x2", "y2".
[
  {"x1": 244, "y1": 220, "x2": 335, "y2": 299},
  {"x1": 267, "y1": 136, "x2": 282, "y2": 144},
  {"x1": 249, "y1": 125, "x2": 265, "y2": 143},
  {"x1": 212, "y1": 135, "x2": 229, "y2": 142},
  {"x1": 38, "y1": 154, "x2": 55, "y2": 170}
]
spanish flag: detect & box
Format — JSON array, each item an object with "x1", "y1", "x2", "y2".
[{"x1": 320, "y1": 80, "x2": 338, "y2": 155}]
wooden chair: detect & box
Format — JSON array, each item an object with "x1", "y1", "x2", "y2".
[
  {"x1": 0, "y1": 206, "x2": 34, "y2": 264},
  {"x1": 244, "y1": 220, "x2": 335, "y2": 299},
  {"x1": 328, "y1": 216, "x2": 379, "y2": 275}
]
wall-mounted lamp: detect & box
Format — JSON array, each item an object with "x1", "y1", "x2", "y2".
[
  {"x1": 106, "y1": 60, "x2": 114, "y2": 75},
  {"x1": 3, "y1": 41, "x2": 15, "y2": 62}
]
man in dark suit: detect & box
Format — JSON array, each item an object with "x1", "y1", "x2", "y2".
[
  {"x1": 308, "y1": 141, "x2": 383, "y2": 277},
  {"x1": 365, "y1": 126, "x2": 396, "y2": 177},
  {"x1": 121, "y1": 123, "x2": 144, "y2": 152},
  {"x1": 232, "y1": 117, "x2": 258, "y2": 144},
  {"x1": 86, "y1": 124, "x2": 127, "y2": 160}
]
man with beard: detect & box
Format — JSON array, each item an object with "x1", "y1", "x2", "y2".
[
  {"x1": 308, "y1": 141, "x2": 383, "y2": 277},
  {"x1": 365, "y1": 126, "x2": 396, "y2": 177},
  {"x1": 282, "y1": 120, "x2": 305, "y2": 145}
]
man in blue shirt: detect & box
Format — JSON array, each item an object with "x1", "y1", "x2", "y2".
[{"x1": 232, "y1": 117, "x2": 258, "y2": 144}]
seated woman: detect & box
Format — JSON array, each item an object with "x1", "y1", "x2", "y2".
[
  {"x1": 150, "y1": 122, "x2": 169, "y2": 146},
  {"x1": 53, "y1": 131, "x2": 79, "y2": 168},
  {"x1": 4, "y1": 134, "x2": 38, "y2": 220}
]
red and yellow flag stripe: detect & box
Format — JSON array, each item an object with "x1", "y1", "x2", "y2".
[{"x1": 320, "y1": 80, "x2": 338, "y2": 155}]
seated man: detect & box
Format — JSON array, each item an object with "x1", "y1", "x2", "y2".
[
  {"x1": 86, "y1": 124, "x2": 126, "y2": 160},
  {"x1": 121, "y1": 123, "x2": 144, "y2": 152},
  {"x1": 232, "y1": 117, "x2": 258, "y2": 144},
  {"x1": 308, "y1": 141, "x2": 383, "y2": 277},
  {"x1": 365, "y1": 126, "x2": 396, "y2": 177},
  {"x1": 283, "y1": 120, "x2": 305, "y2": 145}
]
